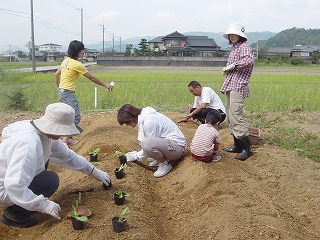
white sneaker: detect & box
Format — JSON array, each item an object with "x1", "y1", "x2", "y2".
[
  {"x1": 153, "y1": 160, "x2": 172, "y2": 178},
  {"x1": 212, "y1": 153, "x2": 222, "y2": 162},
  {"x1": 149, "y1": 160, "x2": 159, "y2": 167}
]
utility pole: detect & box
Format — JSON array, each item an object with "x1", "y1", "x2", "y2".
[
  {"x1": 112, "y1": 34, "x2": 114, "y2": 53},
  {"x1": 7, "y1": 45, "x2": 12, "y2": 62},
  {"x1": 256, "y1": 40, "x2": 259, "y2": 59},
  {"x1": 76, "y1": 4, "x2": 83, "y2": 62},
  {"x1": 101, "y1": 23, "x2": 105, "y2": 53},
  {"x1": 119, "y1": 37, "x2": 121, "y2": 53},
  {"x1": 75, "y1": 4, "x2": 83, "y2": 43},
  {"x1": 30, "y1": 0, "x2": 36, "y2": 73}
]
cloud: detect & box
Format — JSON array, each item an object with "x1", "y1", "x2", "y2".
[
  {"x1": 95, "y1": 11, "x2": 120, "y2": 22},
  {"x1": 155, "y1": 12, "x2": 176, "y2": 20}
]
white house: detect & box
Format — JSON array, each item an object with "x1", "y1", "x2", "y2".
[{"x1": 39, "y1": 43, "x2": 63, "y2": 52}]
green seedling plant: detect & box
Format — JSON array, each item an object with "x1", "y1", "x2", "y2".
[
  {"x1": 118, "y1": 207, "x2": 130, "y2": 223},
  {"x1": 70, "y1": 192, "x2": 88, "y2": 221},
  {"x1": 116, "y1": 163, "x2": 127, "y2": 172},
  {"x1": 115, "y1": 190, "x2": 130, "y2": 198},
  {"x1": 115, "y1": 151, "x2": 125, "y2": 157},
  {"x1": 89, "y1": 148, "x2": 100, "y2": 156},
  {"x1": 75, "y1": 192, "x2": 82, "y2": 207},
  {"x1": 70, "y1": 205, "x2": 88, "y2": 222}
]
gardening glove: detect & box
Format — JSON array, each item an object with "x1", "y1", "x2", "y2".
[
  {"x1": 45, "y1": 200, "x2": 61, "y2": 219},
  {"x1": 91, "y1": 167, "x2": 111, "y2": 186},
  {"x1": 125, "y1": 151, "x2": 139, "y2": 162},
  {"x1": 222, "y1": 63, "x2": 235, "y2": 72}
]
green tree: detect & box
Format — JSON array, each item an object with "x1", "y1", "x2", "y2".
[
  {"x1": 124, "y1": 44, "x2": 133, "y2": 56},
  {"x1": 311, "y1": 52, "x2": 319, "y2": 64},
  {"x1": 138, "y1": 39, "x2": 149, "y2": 56}
]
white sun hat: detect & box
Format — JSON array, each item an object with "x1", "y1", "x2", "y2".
[
  {"x1": 223, "y1": 22, "x2": 247, "y2": 40},
  {"x1": 31, "y1": 103, "x2": 80, "y2": 136}
]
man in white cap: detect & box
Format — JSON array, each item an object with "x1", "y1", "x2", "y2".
[
  {"x1": 220, "y1": 22, "x2": 254, "y2": 161},
  {"x1": 0, "y1": 102, "x2": 111, "y2": 228}
]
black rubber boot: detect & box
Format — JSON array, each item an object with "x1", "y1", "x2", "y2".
[
  {"x1": 223, "y1": 135, "x2": 242, "y2": 153},
  {"x1": 235, "y1": 136, "x2": 253, "y2": 161}
]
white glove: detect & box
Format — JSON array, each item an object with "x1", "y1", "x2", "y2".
[
  {"x1": 45, "y1": 200, "x2": 61, "y2": 219},
  {"x1": 125, "y1": 151, "x2": 138, "y2": 161},
  {"x1": 222, "y1": 63, "x2": 235, "y2": 72},
  {"x1": 91, "y1": 168, "x2": 111, "y2": 186}
]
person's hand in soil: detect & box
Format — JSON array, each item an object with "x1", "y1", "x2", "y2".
[
  {"x1": 125, "y1": 151, "x2": 139, "y2": 161},
  {"x1": 45, "y1": 200, "x2": 61, "y2": 219},
  {"x1": 91, "y1": 168, "x2": 111, "y2": 186}
]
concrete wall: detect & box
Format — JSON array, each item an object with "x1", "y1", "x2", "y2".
[{"x1": 97, "y1": 56, "x2": 228, "y2": 67}]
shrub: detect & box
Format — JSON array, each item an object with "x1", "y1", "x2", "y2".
[
  {"x1": 5, "y1": 89, "x2": 29, "y2": 110},
  {"x1": 290, "y1": 57, "x2": 306, "y2": 65}
]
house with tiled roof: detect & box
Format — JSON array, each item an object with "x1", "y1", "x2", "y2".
[
  {"x1": 266, "y1": 47, "x2": 292, "y2": 58},
  {"x1": 148, "y1": 31, "x2": 220, "y2": 57},
  {"x1": 291, "y1": 45, "x2": 320, "y2": 58},
  {"x1": 148, "y1": 36, "x2": 164, "y2": 51}
]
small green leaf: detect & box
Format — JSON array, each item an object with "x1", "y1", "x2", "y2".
[{"x1": 115, "y1": 151, "x2": 124, "y2": 156}]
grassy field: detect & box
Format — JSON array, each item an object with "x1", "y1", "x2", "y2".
[
  {"x1": 0, "y1": 64, "x2": 319, "y2": 113},
  {"x1": 1, "y1": 64, "x2": 320, "y2": 161},
  {"x1": 0, "y1": 61, "x2": 60, "y2": 70}
]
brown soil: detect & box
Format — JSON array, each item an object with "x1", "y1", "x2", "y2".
[{"x1": 1, "y1": 109, "x2": 320, "y2": 240}]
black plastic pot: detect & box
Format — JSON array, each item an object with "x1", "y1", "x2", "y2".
[
  {"x1": 114, "y1": 168, "x2": 124, "y2": 179},
  {"x1": 71, "y1": 217, "x2": 85, "y2": 230},
  {"x1": 112, "y1": 216, "x2": 126, "y2": 233},
  {"x1": 89, "y1": 154, "x2": 98, "y2": 162},
  {"x1": 103, "y1": 180, "x2": 112, "y2": 190},
  {"x1": 114, "y1": 192, "x2": 126, "y2": 205},
  {"x1": 118, "y1": 155, "x2": 127, "y2": 165}
]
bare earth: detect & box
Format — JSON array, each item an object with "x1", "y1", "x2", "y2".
[{"x1": 1, "y1": 109, "x2": 320, "y2": 240}]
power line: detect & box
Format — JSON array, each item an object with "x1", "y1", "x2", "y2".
[{"x1": 1, "y1": 5, "x2": 103, "y2": 44}]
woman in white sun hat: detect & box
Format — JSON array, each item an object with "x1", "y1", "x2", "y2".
[
  {"x1": 0, "y1": 103, "x2": 111, "y2": 228},
  {"x1": 220, "y1": 22, "x2": 254, "y2": 161}
]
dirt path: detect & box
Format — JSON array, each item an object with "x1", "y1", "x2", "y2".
[{"x1": 1, "y1": 110, "x2": 320, "y2": 240}]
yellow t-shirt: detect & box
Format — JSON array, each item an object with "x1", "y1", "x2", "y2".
[{"x1": 59, "y1": 57, "x2": 88, "y2": 91}]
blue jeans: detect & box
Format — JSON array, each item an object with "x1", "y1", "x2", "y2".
[{"x1": 58, "y1": 88, "x2": 81, "y2": 125}]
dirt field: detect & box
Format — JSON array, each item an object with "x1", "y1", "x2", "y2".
[{"x1": 1, "y1": 108, "x2": 320, "y2": 240}]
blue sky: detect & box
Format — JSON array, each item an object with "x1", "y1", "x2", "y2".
[{"x1": 1, "y1": 0, "x2": 319, "y2": 51}]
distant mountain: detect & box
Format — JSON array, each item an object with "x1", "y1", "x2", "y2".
[{"x1": 261, "y1": 27, "x2": 320, "y2": 49}]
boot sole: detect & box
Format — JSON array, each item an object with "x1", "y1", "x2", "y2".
[
  {"x1": 235, "y1": 152, "x2": 253, "y2": 161},
  {"x1": 223, "y1": 148, "x2": 242, "y2": 153},
  {"x1": 1, "y1": 215, "x2": 39, "y2": 228}
]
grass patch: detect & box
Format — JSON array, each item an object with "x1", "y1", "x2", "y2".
[{"x1": 270, "y1": 126, "x2": 320, "y2": 161}]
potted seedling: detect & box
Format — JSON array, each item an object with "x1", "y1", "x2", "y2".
[
  {"x1": 115, "y1": 150, "x2": 127, "y2": 165},
  {"x1": 69, "y1": 193, "x2": 90, "y2": 230},
  {"x1": 103, "y1": 179, "x2": 113, "y2": 190},
  {"x1": 89, "y1": 148, "x2": 100, "y2": 162},
  {"x1": 70, "y1": 205, "x2": 88, "y2": 230},
  {"x1": 114, "y1": 163, "x2": 127, "y2": 179},
  {"x1": 114, "y1": 190, "x2": 130, "y2": 206},
  {"x1": 112, "y1": 207, "x2": 130, "y2": 233}
]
